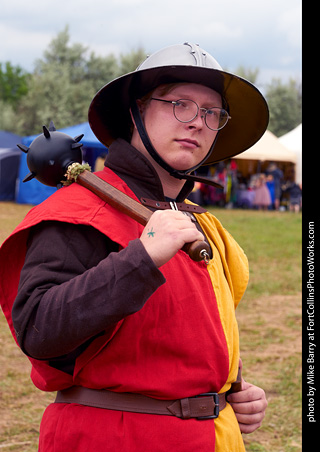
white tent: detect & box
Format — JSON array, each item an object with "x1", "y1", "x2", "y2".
[
  {"x1": 279, "y1": 124, "x2": 302, "y2": 184},
  {"x1": 235, "y1": 130, "x2": 297, "y2": 163}
]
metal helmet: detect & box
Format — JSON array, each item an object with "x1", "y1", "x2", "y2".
[{"x1": 88, "y1": 42, "x2": 269, "y2": 169}]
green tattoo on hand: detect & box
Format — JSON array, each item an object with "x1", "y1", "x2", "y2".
[{"x1": 147, "y1": 227, "x2": 155, "y2": 238}]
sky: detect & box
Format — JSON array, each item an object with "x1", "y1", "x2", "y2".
[{"x1": 1, "y1": 0, "x2": 302, "y2": 88}]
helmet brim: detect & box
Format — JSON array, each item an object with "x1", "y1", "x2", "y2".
[{"x1": 88, "y1": 65, "x2": 269, "y2": 165}]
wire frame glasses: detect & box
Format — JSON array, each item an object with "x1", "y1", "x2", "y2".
[{"x1": 151, "y1": 98, "x2": 231, "y2": 131}]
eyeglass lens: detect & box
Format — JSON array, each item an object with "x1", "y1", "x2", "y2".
[{"x1": 174, "y1": 99, "x2": 229, "y2": 131}]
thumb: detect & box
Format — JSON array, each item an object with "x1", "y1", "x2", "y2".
[{"x1": 241, "y1": 379, "x2": 251, "y2": 391}]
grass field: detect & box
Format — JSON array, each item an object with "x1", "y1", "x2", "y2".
[{"x1": 0, "y1": 202, "x2": 302, "y2": 451}]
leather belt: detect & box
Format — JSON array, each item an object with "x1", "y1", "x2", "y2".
[{"x1": 55, "y1": 387, "x2": 226, "y2": 420}]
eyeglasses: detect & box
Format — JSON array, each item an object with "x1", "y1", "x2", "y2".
[{"x1": 150, "y1": 98, "x2": 231, "y2": 131}]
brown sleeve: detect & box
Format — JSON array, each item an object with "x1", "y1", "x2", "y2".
[{"x1": 12, "y1": 221, "x2": 165, "y2": 362}]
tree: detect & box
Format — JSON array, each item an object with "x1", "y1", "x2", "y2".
[
  {"x1": 86, "y1": 52, "x2": 119, "y2": 92},
  {"x1": 12, "y1": 26, "x2": 148, "y2": 135},
  {"x1": 16, "y1": 27, "x2": 106, "y2": 134},
  {"x1": 0, "y1": 62, "x2": 29, "y2": 107},
  {"x1": 0, "y1": 100, "x2": 17, "y2": 132},
  {"x1": 39, "y1": 26, "x2": 88, "y2": 81},
  {"x1": 119, "y1": 47, "x2": 147, "y2": 75},
  {"x1": 265, "y1": 79, "x2": 302, "y2": 137},
  {"x1": 0, "y1": 62, "x2": 29, "y2": 132},
  {"x1": 17, "y1": 65, "x2": 78, "y2": 134},
  {"x1": 235, "y1": 65, "x2": 260, "y2": 85}
]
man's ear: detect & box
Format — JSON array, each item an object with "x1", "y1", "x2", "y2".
[{"x1": 129, "y1": 107, "x2": 137, "y2": 131}]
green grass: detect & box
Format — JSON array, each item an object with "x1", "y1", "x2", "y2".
[
  {"x1": 209, "y1": 208, "x2": 302, "y2": 300},
  {"x1": 0, "y1": 203, "x2": 302, "y2": 451}
]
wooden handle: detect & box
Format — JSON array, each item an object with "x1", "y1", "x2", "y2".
[
  {"x1": 182, "y1": 240, "x2": 211, "y2": 263},
  {"x1": 229, "y1": 367, "x2": 242, "y2": 394},
  {"x1": 77, "y1": 171, "x2": 152, "y2": 225},
  {"x1": 76, "y1": 170, "x2": 210, "y2": 263}
]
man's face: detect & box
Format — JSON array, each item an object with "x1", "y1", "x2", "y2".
[{"x1": 132, "y1": 83, "x2": 221, "y2": 171}]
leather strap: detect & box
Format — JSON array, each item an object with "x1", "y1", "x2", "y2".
[
  {"x1": 140, "y1": 197, "x2": 207, "y2": 214},
  {"x1": 55, "y1": 387, "x2": 226, "y2": 420}
]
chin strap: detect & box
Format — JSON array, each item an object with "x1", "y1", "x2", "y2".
[
  {"x1": 170, "y1": 170, "x2": 223, "y2": 189},
  {"x1": 130, "y1": 101, "x2": 223, "y2": 190}
]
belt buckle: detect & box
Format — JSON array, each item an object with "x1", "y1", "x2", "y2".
[{"x1": 195, "y1": 392, "x2": 219, "y2": 420}]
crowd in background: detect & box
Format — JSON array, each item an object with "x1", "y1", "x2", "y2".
[{"x1": 189, "y1": 161, "x2": 302, "y2": 212}]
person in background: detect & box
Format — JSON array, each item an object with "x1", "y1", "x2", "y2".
[
  {"x1": 266, "y1": 163, "x2": 283, "y2": 210},
  {"x1": 253, "y1": 173, "x2": 272, "y2": 210},
  {"x1": 286, "y1": 181, "x2": 302, "y2": 212},
  {"x1": 0, "y1": 43, "x2": 269, "y2": 452},
  {"x1": 266, "y1": 174, "x2": 275, "y2": 209}
]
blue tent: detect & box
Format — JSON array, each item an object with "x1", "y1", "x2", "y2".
[
  {"x1": 0, "y1": 148, "x2": 21, "y2": 201},
  {"x1": 17, "y1": 122, "x2": 107, "y2": 205},
  {"x1": 0, "y1": 131, "x2": 22, "y2": 148},
  {"x1": 0, "y1": 132, "x2": 22, "y2": 201}
]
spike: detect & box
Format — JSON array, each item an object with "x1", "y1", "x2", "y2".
[
  {"x1": 49, "y1": 121, "x2": 56, "y2": 131},
  {"x1": 74, "y1": 134, "x2": 84, "y2": 143},
  {"x1": 43, "y1": 125, "x2": 50, "y2": 139},
  {"x1": 17, "y1": 144, "x2": 29, "y2": 153},
  {"x1": 71, "y1": 142, "x2": 83, "y2": 149},
  {"x1": 23, "y1": 172, "x2": 36, "y2": 183}
]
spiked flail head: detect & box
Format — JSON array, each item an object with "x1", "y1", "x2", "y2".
[{"x1": 18, "y1": 121, "x2": 84, "y2": 187}]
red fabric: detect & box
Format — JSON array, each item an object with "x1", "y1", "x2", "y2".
[
  {"x1": 0, "y1": 168, "x2": 230, "y2": 451},
  {"x1": 39, "y1": 405, "x2": 217, "y2": 452}
]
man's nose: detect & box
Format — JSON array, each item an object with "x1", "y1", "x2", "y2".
[{"x1": 187, "y1": 110, "x2": 205, "y2": 129}]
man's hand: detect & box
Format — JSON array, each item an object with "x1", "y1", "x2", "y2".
[
  {"x1": 228, "y1": 360, "x2": 268, "y2": 434},
  {"x1": 228, "y1": 380, "x2": 268, "y2": 433},
  {"x1": 140, "y1": 210, "x2": 204, "y2": 267}
]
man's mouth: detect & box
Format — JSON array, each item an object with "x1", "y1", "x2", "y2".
[{"x1": 175, "y1": 138, "x2": 199, "y2": 149}]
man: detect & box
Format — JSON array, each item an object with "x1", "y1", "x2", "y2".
[{"x1": 0, "y1": 43, "x2": 268, "y2": 451}]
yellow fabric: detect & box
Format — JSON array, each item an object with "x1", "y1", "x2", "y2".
[
  {"x1": 194, "y1": 209, "x2": 249, "y2": 451},
  {"x1": 215, "y1": 404, "x2": 247, "y2": 451}
]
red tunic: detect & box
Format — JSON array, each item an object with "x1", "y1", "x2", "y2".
[{"x1": 0, "y1": 167, "x2": 248, "y2": 451}]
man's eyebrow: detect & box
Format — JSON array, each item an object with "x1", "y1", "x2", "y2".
[{"x1": 165, "y1": 94, "x2": 222, "y2": 106}]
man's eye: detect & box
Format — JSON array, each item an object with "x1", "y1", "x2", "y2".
[
  {"x1": 206, "y1": 109, "x2": 217, "y2": 116},
  {"x1": 174, "y1": 101, "x2": 185, "y2": 108}
]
